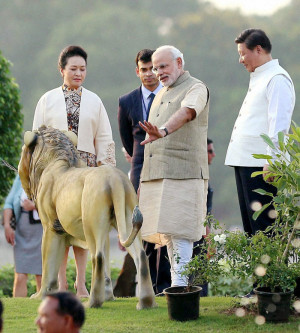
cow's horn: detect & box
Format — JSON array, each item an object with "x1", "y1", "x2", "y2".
[
  {"x1": 24, "y1": 131, "x2": 37, "y2": 147},
  {"x1": 65, "y1": 131, "x2": 78, "y2": 147}
]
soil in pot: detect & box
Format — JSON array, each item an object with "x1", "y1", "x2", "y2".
[
  {"x1": 164, "y1": 286, "x2": 202, "y2": 321},
  {"x1": 254, "y1": 287, "x2": 293, "y2": 323}
]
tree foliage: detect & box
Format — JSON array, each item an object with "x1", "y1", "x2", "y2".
[
  {"x1": 0, "y1": 51, "x2": 23, "y2": 206},
  {"x1": 0, "y1": 0, "x2": 299, "y2": 226}
]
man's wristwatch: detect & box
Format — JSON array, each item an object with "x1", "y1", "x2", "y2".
[{"x1": 159, "y1": 126, "x2": 169, "y2": 137}]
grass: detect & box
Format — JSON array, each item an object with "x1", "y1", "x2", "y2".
[{"x1": 1, "y1": 296, "x2": 299, "y2": 332}]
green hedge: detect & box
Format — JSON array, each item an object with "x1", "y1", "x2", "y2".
[
  {"x1": 0, "y1": 50, "x2": 23, "y2": 206},
  {"x1": 0, "y1": 258, "x2": 252, "y2": 297},
  {"x1": 0, "y1": 259, "x2": 121, "y2": 297}
]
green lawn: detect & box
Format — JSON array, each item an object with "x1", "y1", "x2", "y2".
[{"x1": 1, "y1": 296, "x2": 299, "y2": 332}]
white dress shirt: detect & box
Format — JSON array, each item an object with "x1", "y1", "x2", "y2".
[{"x1": 141, "y1": 83, "x2": 163, "y2": 120}]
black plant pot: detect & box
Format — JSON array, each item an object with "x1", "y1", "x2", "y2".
[
  {"x1": 254, "y1": 287, "x2": 293, "y2": 323},
  {"x1": 164, "y1": 286, "x2": 202, "y2": 321}
]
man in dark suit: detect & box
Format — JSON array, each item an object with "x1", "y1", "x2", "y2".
[
  {"x1": 206, "y1": 138, "x2": 216, "y2": 215},
  {"x1": 192, "y1": 138, "x2": 216, "y2": 296},
  {"x1": 118, "y1": 49, "x2": 162, "y2": 192},
  {"x1": 115, "y1": 49, "x2": 171, "y2": 296}
]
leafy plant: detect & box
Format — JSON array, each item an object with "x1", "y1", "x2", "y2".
[
  {"x1": 0, "y1": 50, "x2": 23, "y2": 206},
  {"x1": 250, "y1": 123, "x2": 300, "y2": 291},
  {"x1": 0, "y1": 264, "x2": 15, "y2": 297},
  {"x1": 183, "y1": 124, "x2": 300, "y2": 293},
  {"x1": 0, "y1": 259, "x2": 120, "y2": 297}
]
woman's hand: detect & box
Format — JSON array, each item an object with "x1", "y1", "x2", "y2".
[
  {"x1": 3, "y1": 209, "x2": 15, "y2": 245},
  {"x1": 4, "y1": 224, "x2": 15, "y2": 246},
  {"x1": 22, "y1": 199, "x2": 35, "y2": 211}
]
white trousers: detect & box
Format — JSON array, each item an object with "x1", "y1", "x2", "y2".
[{"x1": 165, "y1": 236, "x2": 193, "y2": 286}]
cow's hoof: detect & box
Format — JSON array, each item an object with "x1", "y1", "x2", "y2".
[
  {"x1": 105, "y1": 278, "x2": 115, "y2": 301},
  {"x1": 30, "y1": 291, "x2": 42, "y2": 299},
  {"x1": 88, "y1": 299, "x2": 103, "y2": 308},
  {"x1": 136, "y1": 297, "x2": 158, "y2": 310},
  {"x1": 105, "y1": 292, "x2": 115, "y2": 301}
]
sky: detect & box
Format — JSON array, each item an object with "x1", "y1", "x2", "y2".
[{"x1": 206, "y1": 0, "x2": 291, "y2": 16}]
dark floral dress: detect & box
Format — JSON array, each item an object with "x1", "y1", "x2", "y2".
[{"x1": 62, "y1": 84, "x2": 97, "y2": 167}]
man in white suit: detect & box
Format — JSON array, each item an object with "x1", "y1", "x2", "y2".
[{"x1": 225, "y1": 29, "x2": 295, "y2": 236}]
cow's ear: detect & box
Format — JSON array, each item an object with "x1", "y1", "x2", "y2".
[
  {"x1": 64, "y1": 131, "x2": 78, "y2": 147},
  {"x1": 24, "y1": 131, "x2": 38, "y2": 147}
]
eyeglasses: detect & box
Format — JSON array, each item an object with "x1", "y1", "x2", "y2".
[
  {"x1": 207, "y1": 149, "x2": 214, "y2": 154},
  {"x1": 152, "y1": 63, "x2": 170, "y2": 74}
]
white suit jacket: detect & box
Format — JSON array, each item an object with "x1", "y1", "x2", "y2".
[{"x1": 33, "y1": 86, "x2": 115, "y2": 165}]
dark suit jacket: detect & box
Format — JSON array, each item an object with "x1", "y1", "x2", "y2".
[
  {"x1": 207, "y1": 183, "x2": 213, "y2": 215},
  {"x1": 118, "y1": 86, "x2": 145, "y2": 192}
]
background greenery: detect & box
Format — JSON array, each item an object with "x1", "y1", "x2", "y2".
[
  {"x1": 0, "y1": 0, "x2": 299, "y2": 228},
  {"x1": 0, "y1": 260, "x2": 252, "y2": 298},
  {"x1": 0, "y1": 51, "x2": 23, "y2": 206},
  {"x1": 2, "y1": 296, "x2": 300, "y2": 333},
  {"x1": 0, "y1": 259, "x2": 120, "y2": 298}
]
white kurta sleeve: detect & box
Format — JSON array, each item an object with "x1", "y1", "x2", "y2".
[{"x1": 266, "y1": 75, "x2": 295, "y2": 159}]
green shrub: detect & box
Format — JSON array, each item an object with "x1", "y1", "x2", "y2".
[
  {"x1": 0, "y1": 264, "x2": 14, "y2": 297},
  {"x1": 0, "y1": 264, "x2": 40, "y2": 297},
  {"x1": 0, "y1": 259, "x2": 120, "y2": 297},
  {"x1": 209, "y1": 261, "x2": 252, "y2": 297},
  {"x1": 0, "y1": 51, "x2": 23, "y2": 206}
]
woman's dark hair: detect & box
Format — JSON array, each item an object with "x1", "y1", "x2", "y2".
[
  {"x1": 58, "y1": 45, "x2": 88, "y2": 70},
  {"x1": 235, "y1": 29, "x2": 272, "y2": 53}
]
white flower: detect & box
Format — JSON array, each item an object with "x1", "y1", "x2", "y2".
[
  {"x1": 214, "y1": 234, "x2": 226, "y2": 244},
  {"x1": 293, "y1": 300, "x2": 300, "y2": 313},
  {"x1": 251, "y1": 201, "x2": 262, "y2": 212},
  {"x1": 291, "y1": 238, "x2": 300, "y2": 248},
  {"x1": 213, "y1": 235, "x2": 220, "y2": 242},
  {"x1": 255, "y1": 265, "x2": 266, "y2": 277},
  {"x1": 235, "y1": 308, "x2": 246, "y2": 317},
  {"x1": 294, "y1": 220, "x2": 300, "y2": 230},
  {"x1": 261, "y1": 254, "x2": 271, "y2": 264},
  {"x1": 255, "y1": 315, "x2": 265, "y2": 325}
]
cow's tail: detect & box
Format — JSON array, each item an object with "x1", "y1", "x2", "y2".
[
  {"x1": 111, "y1": 175, "x2": 142, "y2": 248},
  {"x1": 119, "y1": 205, "x2": 143, "y2": 247}
]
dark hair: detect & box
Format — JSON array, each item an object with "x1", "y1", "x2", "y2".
[
  {"x1": 0, "y1": 300, "x2": 3, "y2": 332},
  {"x1": 58, "y1": 46, "x2": 88, "y2": 70},
  {"x1": 135, "y1": 49, "x2": 155, "y2": 66},
  {"x1": 207, "y1": 138, "x2": 213, "y2": 145},
  {"x1": 235, "y1": 29, "x2": 272, "y2": 53},
  {"x1": 46, "y1": 292, "x2": 85, "y2": 328}
]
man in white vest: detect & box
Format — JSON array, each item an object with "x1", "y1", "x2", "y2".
[
  {"x1": 225, "y1": 29, "x2": 295, "y2": 236},
  {"x1": 139, "y1": 45, "x2": 209, "y2": 287}
]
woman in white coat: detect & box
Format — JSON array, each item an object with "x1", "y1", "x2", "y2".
[{"x1": 33, "y1": 45, "x2": 116, "y2": 297}]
